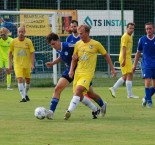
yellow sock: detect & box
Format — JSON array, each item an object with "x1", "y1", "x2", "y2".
[{"x1": 7, "y1": 74, "x2": 11, "y2": 87}]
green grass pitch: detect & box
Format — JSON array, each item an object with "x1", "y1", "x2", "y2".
[{"x1": 0, "y1": 86, "x2": 155, "y2": 145}]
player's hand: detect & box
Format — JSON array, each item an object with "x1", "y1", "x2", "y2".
[
  {"x1": 45, "y1": 62, "x2": 53, "y2": 68},
  {"x1": 69, "y1": 70, "x2": 74, "y2": 78},
  {"x1": 31, "y1": 65, "x2": 35, "y2": 71},
  {"x1": 111, "y1": 69, "x2": 117, "y2": 77},
  {"x1": 121, "y1": 60, "x2": 125, "y2": 67}
]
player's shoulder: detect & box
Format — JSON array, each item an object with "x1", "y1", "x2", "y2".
[
  {"x1": 139, "y1": 35, "x2": 147, "y2": 41},
  {"x1": 62, "y1": 42, "x2": 74, "y2": 48}
]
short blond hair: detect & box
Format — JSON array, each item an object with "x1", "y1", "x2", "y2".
[
  {"x1": 0, "y1": 27, "x2": 10, "y2": 34},
  {"x1": 78, "y1": 24, "x2": 90, "y2": 33}
]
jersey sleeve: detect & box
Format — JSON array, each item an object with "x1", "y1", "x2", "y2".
[
  {"x1": 137, "y1": 38, "x2": 143, "y2": 52},
  {"x1": 121, "y1": 35, "x2": 128, "y2": 48},
  {"x1": 97, "y1": 42, "x2": 107, "y2": 55},
  {"x1": 29, "y1": 39, "x2": 35, "y2": 52},
  {"x1": 9, "y1": 39, "x2": 14, "y2": 52}
]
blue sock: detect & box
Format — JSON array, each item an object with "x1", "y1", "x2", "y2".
[
  {"x1": 144, "y1": 87, "x2": 155, "y2": 100},
  {"x1": 150, "y1": 87, "x2": 155, "y2": 97},
  {"x1": 96, "y1": 98, "x2": 104, "y2": 107},
  {"x1": 145, "y1": 88, "x2": 152, "y2": 104},
  {"x1": 50, "y1": 98, "x2": 59, "y2": 112}
]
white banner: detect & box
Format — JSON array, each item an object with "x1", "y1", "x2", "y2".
[{"x1": 78, "y1": 10, "x2": 134, "y2": 36}]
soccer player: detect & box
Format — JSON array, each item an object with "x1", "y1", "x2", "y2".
[
  {"x1": 45, "y1": 32, "x2": 107, "y2": 120},
  {"x1": 0, "y1": 27, "x2": 13, "y2": 90},
  {"x1": 8, "y1": 26, "x2": 35, "y2": 102},
  {"x1": 109, "y1": 22, "x2": 139, "y2": 99},
  {"x1": 64, "y1": 24, "x2": 116, "y2": 120},
  {"x1": 66, "y1": 20, "x2": 80, "y2": 43},
  {"x1": 133, "y1": 22, "x2": 155, "y2": 108}
]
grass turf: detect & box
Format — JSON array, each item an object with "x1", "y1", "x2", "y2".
[{"x1": 0, "y1": 86, "x2": 155, "y2": 145}]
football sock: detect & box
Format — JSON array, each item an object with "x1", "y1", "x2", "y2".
[
  {"x1": 95, "y1": 98, "x2": 104, "y2": 107},
  {"x1": 126, "y1": 80, "x2": 132, "y2": 97},
  {"x1": 18, "y1": 83, "x2": 25, "y2": 99},
  {"x1": 113, "y1": 77, "x2": 124, "y2": 90},
  {"x1": 50, "y1": 98, "x2": 59, "y2": 112},
  {"x1": 25, "y1": 83, "x2": 30, "y2": 96},
  {"x1": 68, "y1": 96, "x2": 80, "y2": 112},
  {"x1": 82, "y1": 96, "x2": 98, "y2": 112},
  {"x1": 7, "y1": 74, "x2": 11, "y2": 88},
  {"x1": 145, "y1": 88, "x2": 152, "y2": 103},
  {"x1": 150, "y1": 87, "x2": 155, "y2": 97}
]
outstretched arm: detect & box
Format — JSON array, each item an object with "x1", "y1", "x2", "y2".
[
  {"x1": 45, "y1": 57, "x2": 62, "y2": 68},
  {"x1": 103, "y1": 53, "x2": 116, "y2": 77}
]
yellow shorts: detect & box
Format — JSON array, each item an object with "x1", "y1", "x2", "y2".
[
  {"x1": 0, "y1": 57, "x2": 8, "y2": 68},
  {"x1": 14, "y1": 66, "x2": 31, "y2": 78},
  {"x1": 73, "y1": 73, "x2": 93, "y2": 94},
  {"x1": 120, "y1": 60, "x2": 132, "y2": 75}
]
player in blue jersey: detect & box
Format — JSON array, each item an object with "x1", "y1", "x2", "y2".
[
  {"x1": 45, "y1": 32, "x2": 107, "y2": 119},
  {"x1": 133, "y1": 22, "x2": 155, "y2": 108},
  {"x1": 66, "y1": 20, "x2": 80, "y2": 43}
]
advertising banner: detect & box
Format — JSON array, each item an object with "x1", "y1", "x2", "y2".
[
  {"x1": 20, "y1": 9, "x2": 77, "y2": 36},
  {"x1": 78, "y1": 10, "x2": 133, "y2": 36}
]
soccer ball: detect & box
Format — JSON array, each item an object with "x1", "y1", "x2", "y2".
[{"x1": 34, "y1": 107, "x2": 47, "y2": 120}]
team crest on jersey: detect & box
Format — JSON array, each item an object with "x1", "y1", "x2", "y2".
[
  {"x1": 25, "y1": 43, "x2": 28, "y2": 46},
  {"x1": 89, "y1": 45, "x2": 94, "y2": 49},
  {"x1": 64, "y1": 51, "x2": 68, "y2": 56}
]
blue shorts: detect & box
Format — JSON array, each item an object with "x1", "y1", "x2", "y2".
[
  {"x1": 142, "y1": 68, "x2": 155, "y2": 79},
  {"x1": 61, "y1": 67, "x2": 73, "y2": 83}
]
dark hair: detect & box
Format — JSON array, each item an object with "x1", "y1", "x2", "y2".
[
  {"x1": 46, "y1": 32, "x2": 59, "y2": 44},
  {"x1": 127, "y1": 22, "x2": 135, "y2": 28},
  {"x1": 71, "y1": 20, "x2": 78, "y2": 26},
  {"x1": 145, "y1": 22, "x2": 154, "y2": 28}
]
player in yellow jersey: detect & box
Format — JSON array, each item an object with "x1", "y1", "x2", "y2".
[
  {"x1": 0, "y1": 27, "x2": 13, "y2": 90},
  {"x1": 64, "y1": 24, "x2": 116, "y2": 120},
  {"x1": 9, "y1": 26, "x2": 35, "y2": 102},
  {"x1": 109, "y1": 22, "x2": 139, "y2": 99}
]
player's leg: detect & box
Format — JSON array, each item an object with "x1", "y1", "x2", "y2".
[
  {"x1": 64, "y1": 75, "x2": 99, "y2": 120},
  {"x1": 142, "y1": 68, "x2": 152, "y2": 107},
  {"x1": 14, "y1": 67, "x2": 26, "y2": 102},
  {"x1": 109, "y1": 66, "x2": 126, "y2": 98},
  {"x1": 5, "y1": 59, "x2": 12, "y2": 90},
  {"x1": 126, "y1": 61, "x2": 139, "y2": 99},
  {"x1": 24, "y1": 68, "x2": 31, "y2": 101},
  {"x1": 6, "y1": 68, "x2": 12, "y2": 90},
  {"x1": 87, "y1": 86, "x2": 107, "y2": 117},
  {"x1": 47, "y1": 77, "x2": 70, "y2": 119}
]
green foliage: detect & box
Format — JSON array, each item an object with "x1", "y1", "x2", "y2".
[{"x1": 0, "y1": 87, "x2": 155, "y2": 145}]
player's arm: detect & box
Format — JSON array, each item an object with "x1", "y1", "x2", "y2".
[
  {"x1": 45, "y1": 57, "x2": 62, "y2": 68},
  {"x1": 69, "y1": 53, "x2": 78, "y2": 78},
  {"x1": 103, "y1": 53, "x2": 116, "y2": 77},
  {"x1": 121, "y1": 46, "x2": 126, "y2": 67},
  {"x1": 8, "y1": 51, "x2": 13, "y2": 71},
  {"x1": 30, "y1": 52, "x2": 35, "y2": 71},
  {"x1": 132, "y1": 51, "x2": 141, "y2": 72}
]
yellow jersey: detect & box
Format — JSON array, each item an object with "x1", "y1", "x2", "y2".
[
  {"x1": 10, "y1": 37, "x2": 35, "y2": 68},
  {"x1": 74, "y1": 39, "x2": 107, "y2": 76},
  {"x1": 0, "y1": 37, "x2": 13, "y2": 58},
  {"x1": 119, "y1": 32, "x2": 133, "y2": 62}
]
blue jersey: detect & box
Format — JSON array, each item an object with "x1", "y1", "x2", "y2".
[
  {"x1": 57, "y1": 42, "x2": 74, "y2": 67},
  {"x1": 137, "y1": 35, "x2": 155, "y2": 69},
  {"x1": 66, "y1": 34, "x2": 80, "y2": 44}
]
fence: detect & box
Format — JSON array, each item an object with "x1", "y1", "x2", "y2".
[{"x1": 0, "y1": 0, "x2": 154, "y2": 87}]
